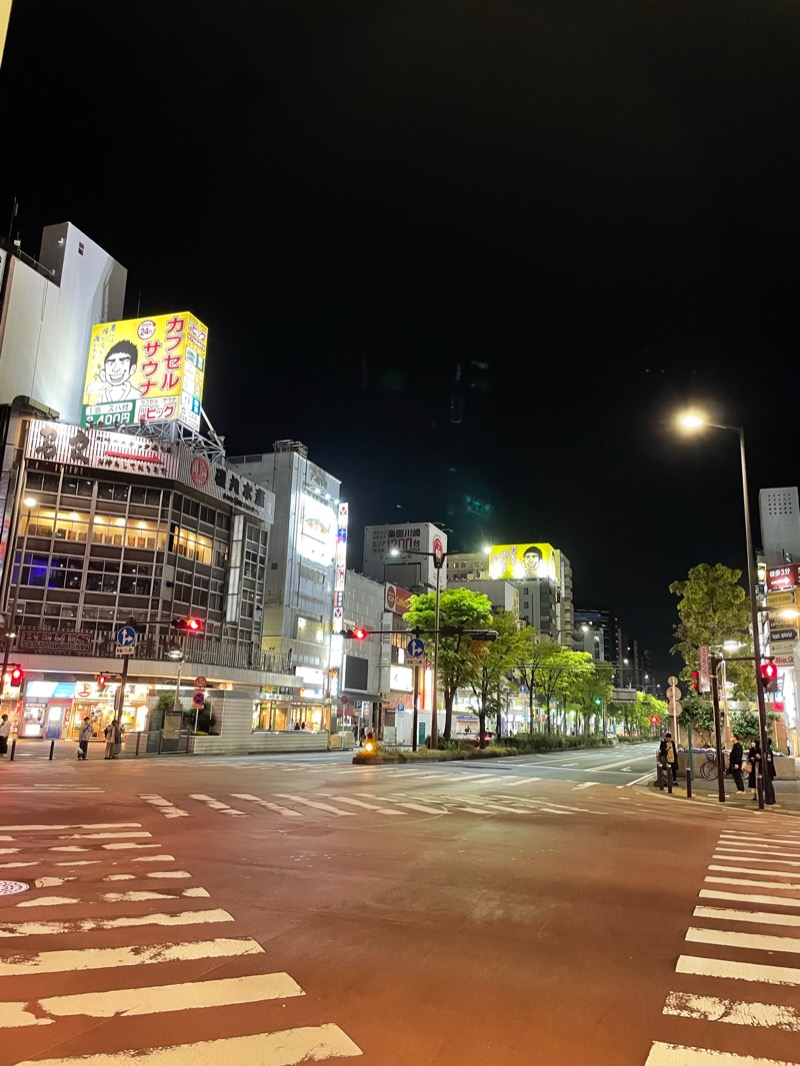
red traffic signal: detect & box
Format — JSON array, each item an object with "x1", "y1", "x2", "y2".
[
  {"x1": 97, "y1": 673, "x2": 108, "y2": 691},
  {"x1": 760, "y1": 660, "x2": 779, "y2": 693},
  {"x1": 650, "y1": 715, "x2": 660, "y2": 724},
  {"x1": 173, "y1": 617, "x2": 204, "y2": 633},
  {"x1": 343, "y1": 627, "x2": 368, "y2": 640},
  {"x1": 9, "y1": 664, "x2": 24, "y2": 687},
  {"x1": 691, "y1": 670, "x2": 700, "y2": 693}
]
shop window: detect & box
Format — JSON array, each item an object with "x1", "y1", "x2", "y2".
[
  {"x1": 183, "y1": 498, "x2": 200, "y2": 519},
  {"x1": 216, "y1": 511, "x2": 231, "y2": 532},
  {"x1": 61, "y1": 477, "x2": 94, "y2": 498},
  {"x1": 98, "y1": 482, "x2": 129, "y2": 503},
  {"x1": 48, "y1": 556, "x2": 84, "y2": 590},
  {"x1": 21, "y1": 508, "x2": 55, "y2": 538}
]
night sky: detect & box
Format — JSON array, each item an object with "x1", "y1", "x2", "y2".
[{"x1": 2, "y1": 1, "x2": 800, "y2": 680}]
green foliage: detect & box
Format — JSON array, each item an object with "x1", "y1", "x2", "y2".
[
  {"x1": 679, "y1": 695, "x2": 715, "y2": 745},
  {"x1": 405, "y1": 587, "x2": 494, "y2": 738},
  {"x1": 729, "y1": 707, "x2": 780, "y2": 742},
  {"x1": 513, "y1": 630, "x2": 590, "y2": 733},
  {"x1": 669, "y1": 563, "x2": 754, "y2": 699},
  {"x1": 467, "y1": 611, "x2": 525, "y2": 745}
]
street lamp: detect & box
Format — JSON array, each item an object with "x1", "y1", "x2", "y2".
[
  {"x1": 167, "y1": 647, "x2": 184, "y2": 717},
  {"x1": 678, "y1": 410, "x2": 775, "y2": 804}
]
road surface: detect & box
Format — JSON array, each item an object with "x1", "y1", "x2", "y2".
[{"x1": 1, "y1": 743, "x2": 798, "y2": 1065}]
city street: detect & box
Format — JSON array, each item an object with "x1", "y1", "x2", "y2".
[{"x1": 1, "y1": 747, "x2": 799, "y2": 1066}]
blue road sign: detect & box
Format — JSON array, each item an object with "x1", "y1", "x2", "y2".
[
  {"x1": 406, "y1": 637, "x2": 425, "y2": 659},
  {"x1": 116, "y1": 625, "x2": 137, "y2": 647},
  {"x1": 396, "y1": 703, "x2": 405, "y2": 713}
]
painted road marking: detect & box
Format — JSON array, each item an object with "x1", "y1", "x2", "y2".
[
  {"x1": 699, "y1": 889, "x2": 800, "y2": 910},
  {"x1": 2, "y1": 823, "x2": 142, "y2": 832},
  {"x1": 497, "y1": 777, "x2": 541, "y2": 786},
  {"x1": 104, "y1": 871, "x2": 192, "y2": 881},
  {"x1": 0, "y1": 937, "x2": 264, "y2": 976},
  {"x1": 686, "y1": 927, "x2": 800, "y2": 956},
  {"x1": 272, "y1": 793, "x2": 356, "y2": 817},
  {"x1": 230, "y1": 794, "x2": 303, "y2": 818},
  {"x1": 317, "y1": 795, "x2": 405, "y2": 815},
  {"x1": 645, "y1": 1041, "x2": 799, "y2": 1065},
  {"x1": 706, "y1": 875, "x2": 800, "y2": 892},
  {"x1": 13, "y1": 1022, "x2": 363, "y2": 1066},
  {"x1": 17, "y1": 888, "x2": 210, "y2": 907},
  {"x1": 694, "y1": 906, "x2": 800, "y2": 929},
  {"x1": 140, "y1": 794, "x2": 190, "y2": 818},
  {"x1": 357, "y1": 794, "x2": 448, "y2": 815},
  {"x1": 0, "y1": 908, "x2": 235, "y2": 938},
  {"x1": 572, "y1": 782, "x2": 599, "y2": 790},
  {"x1": 714, "y1": 853, "x2": 800, "y2": 868},
  {"x1": 59, "y1": 832, "x2": 152, "y2": 840},
  {"x1": 663, "y1": 991, "x2": 800, "y2": 1031},
  {"x1": 719, "y1": 834, "x2": 800, "y2": 848},
  {"x1": 709, "y1": 864, "x2": 800, "y2": 879},
  {"x1": 189, "y1": 794, "x2": 247, "y2": 816}
]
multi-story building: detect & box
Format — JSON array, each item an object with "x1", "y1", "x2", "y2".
[
  {"x1": 362, "y1": 521, "x2": 448, "y2": 592},
  {"x1": 446, "y1": 551, "x2": 487, "y2": 583},
  {"x1": 759, "y1": 487, "x2": 800, "y2": 567},
  {"x1": 446, "y1": 577, "x2": 519, "y2": 616},
  {"x1": 574, "y1": 608, "x2": 617, "y2": 664},
  {"x1": 229, "y1": 441, "x2": 343, "y2": 732}
]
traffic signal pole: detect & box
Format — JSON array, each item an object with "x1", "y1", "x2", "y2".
[{"x1": 709, "y1": 654, "x2": 726, "y2": 804}]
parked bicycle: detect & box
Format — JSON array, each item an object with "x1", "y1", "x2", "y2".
[{"x1": 699, "y1": 749, "x2": 722, "y2": 780}]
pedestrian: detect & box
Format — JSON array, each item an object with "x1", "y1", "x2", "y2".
[
  {"x1": 300, "y1": 721, "x2": 306, "y2": 730},
  {"x1": 765, "y1": 737, "x2": 777, "y2": 784},
  {"x1": 115, "y1": 721, "x2": 125, "y2": 758},
  {"x1": 78, "y1": 716, "x2": 93, "y2": 760},
  {"x1": 728, "y1": 732, "x2": 745, "y2": 794},
  {"x1": 746, "y1": 739, "x2": 761, "y2": 800},
  {"x1": 104, "y1": 718, "x2": 121, "y2": 760},
  {"x1": 659, "y1": 732, "x2": 678, "y2": 783},
  {"x1": 0, "y1": 713, "x2": 10, "y2": 756}
]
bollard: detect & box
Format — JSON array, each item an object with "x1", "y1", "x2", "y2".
[
  {"x1": 135, "y1": 732, "x2": 142, "y2": 758},
  {"x1": 657, "y1": 761, "x2": 664, "y2": 790},
  {"x1": 9, "y1": 738, "x2": 16, "y2": 761},
  {"x1": 686, "y1": 765, "x2": 693, "y2": 799},
  {"x1": 757, "y1": 774, "x2": 765, "y2": 810},
  {"x1": 666, "y1": 766, "x2": 673, "y2": 794},
  {"x1": 49, "y1": 739, "x2": 55, "y2": 761}
]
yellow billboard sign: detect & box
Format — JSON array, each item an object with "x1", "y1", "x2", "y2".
[
  {"x1": 488, "y1": 543, "x2": 558, "y2": 583},
  {"x1": 81, "y1": 312, "x2": 208, "y2": 431}
]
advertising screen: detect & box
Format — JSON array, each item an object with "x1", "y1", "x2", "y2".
[
  {"x1": 488, "y1": 543, "x2": 557, "y2": 583},
  {"x1": 298, "y1": 493, "x2": 337, "y2": 566},
  {"x1": 81, "y1": 312, "x2": 208, "y2": 431}
]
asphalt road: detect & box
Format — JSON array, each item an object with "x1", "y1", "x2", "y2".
[{"x1": 1, "y1": 744, "x2": 799, "y2": 1066}]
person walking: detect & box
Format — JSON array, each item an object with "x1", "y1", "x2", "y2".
[
  {"x1": 728, "y1": 733, "x2": 745, "y2": 794},
  {"x1": 659, "y1": 732, "x2": 678, "y2": 784},
  {"x1": 78, "y1": 716, "x2": 93, "y2": 760},
  {"x1": 0, "y1": 713, "x2": 11, "y2": 756},
  {"x1": 746, "y1": 739, "x2": 761, "y2": 801},
  {"x1": 104, "y1": 718, "x2": 121, "y2": 760},
  {"x1": 765, "y1": 737, "x2": 777, "y2": 788}
]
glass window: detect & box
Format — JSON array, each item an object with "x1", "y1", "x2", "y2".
[
  {"x1": 62, "y1": 477, "x2": 93, "y2": 498},
  {"x1": 98, "y1": 482, "x2": 129, "y2": 503},
  {"x1": 21, "y1": 552, "x2": 49, "y2": 586}
]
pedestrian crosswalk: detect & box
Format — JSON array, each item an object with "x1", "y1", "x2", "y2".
[
  {"x1": 644, "y1": 821, "x2": 800, "y2": 1065},
  {"x1": 137, "y1": 788, "x2": 609, "y2": 822},
  {"x1": 0, "y1": 813, "x2": 363, "y2": 1064}
]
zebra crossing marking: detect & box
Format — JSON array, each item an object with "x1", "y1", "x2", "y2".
[
  {"x1": 686, "y1": 927, "x2": 800, "y2": 957},
  {"x1": 189, "y1": 794, "x2": 247, "y2": 816},
  {"x1": 316, "y1": 794, "x2": 405, "y2": 815},
  {"x1": 0, "y1": 908, "x2": 235, "y2": 938},
  {"x1": 272, "y1": 793, "x2": 357, "y2": 817},
  {"x1": 645, "y1": 1042, "x2": 799, "y2": 1064},
  {"x1": 694, "y1": 906, "x2": 800, "y2": 929},
  {"x1": 699, "y1": 888, "x2": 800, "y2": 910},
  {"x1": 663, "y1": 992, "x2": 800, "y2": 1032},
  {"x1": 231, "y1": 794, "x2": 303, "y2": 818},
  {"x1": 140, "y1": 794, "x2": 189, "y2": 818}
]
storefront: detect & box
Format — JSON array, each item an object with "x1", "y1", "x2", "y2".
[
  {"x1": 21, "y1": 681, "x2": 76, "y2": 738},
  {"x1": 67, "y1": 681, "x2": 151, "y2": 742},
  {"x1": 252, "y1": 696, "x2": 329, "y2": 732}
]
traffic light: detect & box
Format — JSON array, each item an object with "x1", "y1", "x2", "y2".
[
  {"x1": 9, "y1": 664, "x2": 24, "y2": 687},
  {"x1": 343, "y1": 627, "x2": 368, "y2": 640},
  {"x1": 463, "y1": 629, "x2": 499, "y2": 642},
  {"x1": 691, "y1": 670, "x2": 700, "y2": 693},
  {"x1": 650, "y1": 715, "x2": 660, "y2": 725},
  {"x1": 760, "y1": 660, "x2": 779, "y2": 693},
  {"x1": 97, "y1": 673, "x2": 108, "y2": 692},
  {"x1": 172, "y1": 617, "x2": 204, "y2": 634}
]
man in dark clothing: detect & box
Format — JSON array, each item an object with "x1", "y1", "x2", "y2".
[
  {"x1": 659, "y1": 733, "x2": 678, "y2": 783},
  {"x1": 728, "y1": 733, "x2": 745, "y2": 793}
]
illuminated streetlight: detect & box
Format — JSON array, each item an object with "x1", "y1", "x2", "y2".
[
  {"x1": 676, "y1": 407, "x2": 775, "y2": 805},
  {"x1": 723, "y1": 639, "x2": 743, "y2": 651},
  {"x1": 481, "y1": 545, "x2": 491, "y2": 555}
]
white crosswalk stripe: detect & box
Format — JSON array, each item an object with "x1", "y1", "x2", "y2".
[
  {"x1": 0, "y1": 811, "x2": 363, "y2": 1064},
  {"x1": 189, "y1": 793, "x2": 247, "y2": 816},
  {"x1": 644, "y1": 825, "x2": 800, "y2": 1064}
]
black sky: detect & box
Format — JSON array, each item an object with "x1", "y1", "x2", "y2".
[{"x1": 2, "y1": 0, "x2": 800, "y2": 680}]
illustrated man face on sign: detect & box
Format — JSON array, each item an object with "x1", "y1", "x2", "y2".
[
  {"x1": 522, "y1": 545, "x2": 544, "y2": 578},
  {"x1": 101, "y1": 340, "x2": 140, "y2": 391}
]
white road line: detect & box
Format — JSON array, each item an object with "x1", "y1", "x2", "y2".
[
  {"x1": 0, "y1": 848, "x2": 20, "y2": 853},
  {"x1": 2, "y1": 823, "x2": 142, "y2": 832},
  {"x1": 687, "y1": 926, "x2": 800, "y2": 955},
  {"x1": 541, "y1": 801, "x2": 603, "y2": 815},
  {"x1": 497, "y1": 777, "x2": 541, "y2": 786},
  {"x1": 356, "y1": 794, "x2": 448, "y2": 815},
  {"x1": 450, "y1": 806, "x2": 493, "y2": 815},
  {"x1": 17, "y1": 888, "x2": 209, "y2": 907},
  {"x1": 716, "y1": 846, "x2": 800, "y2": 861},
  {"x1": 13, "y1": 1022, "x2": 363, "y2": 1066},
  {"x1": 0, "y1": 936, "x2": 263, "y2": 977},
  {"x1": 573, "y1": 782, "x2": 599, "y2": 790},
  {"x1": 540, "y1": 808, "x2": 575, "y2": 816},
  {"x1": 317, "y1": 795, "x2": 404, "y2": 816},
  {"x1": 0, "y1": 908, "x2": 234, "y2": 938},
  {"x1": 706, "y1": 875, "x2": 800, "y2": 891},
  {"x1": 663, "y1": 991, "x2": 800, "y2": 1031},
  {"x1": 714, "y1": 853, "x2": 800, "y2": 868},
  {"x1": 677, "y1": 954, "x2": 800, "y2": 986},
  {"x1": 699, "y1": 889, "x2": 800, "y2": 909},
  {"x1": 645, "y1": 1040, "x2": 800, "y2": 1064},
  {"x1": 104, "y1": 871, "x2": 191, "y2": 881},
  {"x1": 720, "y1": 834, "x2": 800, "y2": 849},
  {"x1": 34, "y1": 877, "x2": 76, "y2": 888},
  {"x1": 694, "y1": 906, "x2": 800, "y2": 928},
  {"x1": 272, "y1": 793, "x2": 356, "y2": 817},
  {"x1": 189, "y1": 794, "x2": 247, "y2": 816},
  {"x1": 103, "y1": 843, "x2": 161, "y2": 850},
  {"x1": 626, "y1": 771, "x2": 656, "y2": 786},
  {"x1": 709, "y1": 864, "x2": 800, "y2": 879},
  {"x1": 0, "y1": 861, "x2": 39, "y2": 869},
  {"x1": 59, "y1": 832, "x2": 152, "y2": 840},
  {"x1": 140, "y1": 795, "x2": 189, "y2": 818},
  {"x1": 230, "y1": 794, "x2": 303, "y2": 818}
]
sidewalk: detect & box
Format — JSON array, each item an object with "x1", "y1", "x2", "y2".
[{"x1": 639, "y1": 769, "x2": 800, "y2": 815}]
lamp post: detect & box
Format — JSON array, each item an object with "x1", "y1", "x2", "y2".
[
  {"x1": 168, "y1": 647, "x2": 184, "y2": 718},
  {"x1": 389, "y1": 539, "x2": 447, "y2": 748},
  {"x1": 678, "y1": 412, "x2": 775, "y2": 805}
]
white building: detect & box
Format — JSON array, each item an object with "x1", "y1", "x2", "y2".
[{"x1": 362, "y1": 522, "x2": 448, "y2": 593}]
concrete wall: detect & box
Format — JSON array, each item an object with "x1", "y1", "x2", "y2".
[{"x1": 190, "y1": 692, "x2": 328, "y2": 755}]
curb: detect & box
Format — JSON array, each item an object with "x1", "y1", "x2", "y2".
[{"x1": 633, "y1": 779, "x2": 799, "y2": 818}]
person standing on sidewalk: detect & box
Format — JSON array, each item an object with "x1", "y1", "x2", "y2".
[
  {"x1": 78, "y1": 716, "x2": 93, "y2": 760},
  {"x1": 659, "y1": 732, "x2": 678, "y2": 784},
  {"x1": 728, "y1": 732, "x2": 745, "y2": 794},
  {"x1": 747, "y1": 739, "x2": 761, "y2": 800},
  {"x1": 104, "y1": 718, "x2": 121, "y2": 760},
  {"x1": 0, "y1": 713, "x2": 10, "y2": 756}
]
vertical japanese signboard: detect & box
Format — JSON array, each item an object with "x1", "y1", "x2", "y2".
[
  {"x1": 329, "y1": 503, "x2": 349, "y2": 693},
  {"x1": 81, "y1": 312, "x2": 208, "y2": 432}
]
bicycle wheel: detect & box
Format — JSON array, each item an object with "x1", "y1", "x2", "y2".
[{"x1": 700, "y1": 758, "x2": 716, "y2": 780}]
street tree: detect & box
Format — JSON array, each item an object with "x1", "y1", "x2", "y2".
[
  {"x1": 570, "y1": 660, "x2": 614, "y2": 736},
  {"x1": 514, "y1": 630, "x2": 584, "y2": 734},
  {"x1": 404, "y1": 587, "x2": 494, "y2": 741},
  {"x1": 467, "y1": 611, "x2": 524, "y2": 747},
  {"x1": 669, "y1": 563, "x2": 754, "y2": 699}
]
